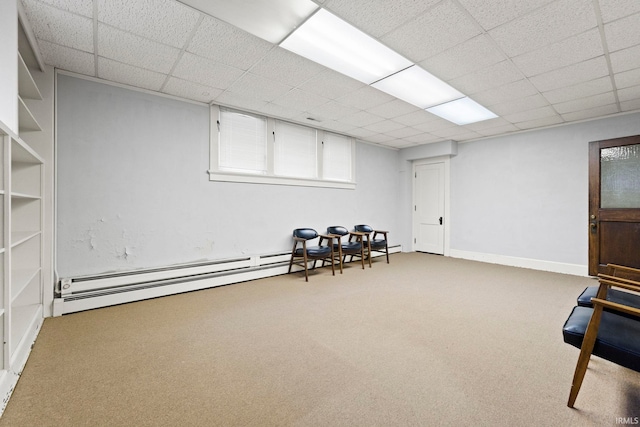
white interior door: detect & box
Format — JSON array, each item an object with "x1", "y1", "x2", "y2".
[{"x1": 413, "y1": 162, "x2": 445, "y2": 254}]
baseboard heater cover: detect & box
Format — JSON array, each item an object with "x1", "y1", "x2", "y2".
[{"x1": 55, "y1": 245, "x2": 402, "y2": 316}]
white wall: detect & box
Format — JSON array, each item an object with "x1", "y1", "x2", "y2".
[
  {"x1": 449, "y1": 112, "x2": 640, "y2": 274},
  {"x1": 0, "y1": 0, "x2": 18, "y2": 132},
  {"x1": 55, "y1": 74, "x2": 401, "y2": 278}
]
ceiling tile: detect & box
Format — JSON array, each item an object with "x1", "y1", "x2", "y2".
[
  {"x1": 511, "y1": 28, "x2": 603, "y2": 77},
  {"x1": 488, "y1": 0, "x2": 597, "y2": 57},
  {"x1": 337, "y1": 110, "x2": 384, "y2": 127},
  {"x1": 457, "y1": 0, "x2": 554, "y2": 31},
  {"x1": 162, "y1": 77, "x2": 221, "y2": 103},
  {"x1": 542, "y1": 76, "x2": 613, "y2": 104},
  {"x1": 249, "y1": 47, "x2": 327, "y2": 88},
  {"x1": 336, "y1": 86, "x2": 394, "y2": 110},
  {"x1": 97, "y1": 57, "x2": 166, "y2": 91},
  {"x1": 172, "y1": 53, "x2": 244, "y2": 89},
  {"x1": 486, "y1": 94, "x2": 550, "y2": 116},
  {"x1": 420, "y1": 35, "x2": 505, "y2": 81},
  {"x1": 618, "y1": 85, "x2": 640, "y2": 102},
  {"x1": 503, "y1": 106, "x2": 559, "y2": 124},
  {"x1": 262, "y1": 103, "x2": 303, "y2": 120},
  {"x1": 384, "y1": 126, "x2": 424, "y2": 139},
  {"x1": 323, "y1": 0, "x2": 440, "y2": 38},
  {"x1": 363, "y1": 120, "x2": 406, "y2": 134},
  {"x1": 305, "y1": 101, "x2": 360, "y2": 121},
  {"x1": 448, "y1": 61, "x2": 523, "y2": 94},
  {"x1": 381, "y1": 140, "x2": 413, "y2": 149},
  {"x1": 22, "y1": 0, "x2": 93, "y2": 52},
  {"x1": 37, "y1": 40, "x2": 95, "y2": 76},
  {"x1": 25, "y1": 0, "x2": 93, "y2": 17},
  {"x1": 214, "y1": 92, "x2": 268, "y2": 113},
  {"x1": 98, "y1": 24, "x2": 180, "y2": 74},
  {"x1": 297, "y1": 69, "x2": 364, "y2": 100},
  {"x1": 472, "y1": 79, "x2": 539, "y2": 106},
  {"x1": 360, "y1": 133, "x2": 397, "y2": 144},
  {"x1": 529, "y1": 56, "x2": 609, "y2": 92},
  {"x1": 365, "y1": 99, "x2": 421, "y2": 119},
  {"x1": 621, "y1": 98, "x2": 640, "y2": 111},
  {"x1": 347, "y1": 127, "x2": 377, "y2": 139},
  {"x1": 610, "y1": 44, "x2": 640, "y2": 73},
  {"x1": 598, "y1": 0, "x2": 640, "y2": 23},
  {"x1": 430, "y1": 126, "x2": 481, "y2": 140},
  {"x1": 382, "y1": 0, "x2": 482, "y2": 62},
  {"x1": 604, "y1": 12, "x2": 640, "y2": 52},
  {"x1": 186, "y1": 15, "x2": 273, "y2": 70},
  {"x1": 402, "y1": 132, "x2": 444, "y2": 145},
  {"x1": 315, "y1": 120, "x2": 357, "y2": 134},
  {"x1": 413, "y1": 116, "x2": 457, "y2": 132},
  {"x1": 393, "y1": 109, "x2": 440, "y2": 127},
  {"x1": 552, "y1": 92, "x2": 617, "y2": 114},
  {"x1": 614, "y1": 68, "x2": 640, "y2": 89},
  {"x1": 97, "y1": 0, "x2": 201, "y2": 48},
  {"x1": 225, "y1": 73, "x2": 293, "y2": 103},
  {"x1": 400, "y1": 133, "x2": 443, "y2": 144},
  {"x1": 271, "y1": 88, "x2": 331, "y2": 111},
  {"x1": 514, "y1": 115, "x2": 564, "y2": 130},
  {"x1": 462, "y1": 117, "x2": 513, "y2": 132},
  {"x1": 475, "y1": 124, "x2": 520, "y2": 137},
  {"x1": 561, "y1": 104, "x2": 619, "y2": 121}
]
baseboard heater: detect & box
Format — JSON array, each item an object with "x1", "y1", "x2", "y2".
[{"x1": 54, "y1": 245, "x2": 401, "y2": 316}]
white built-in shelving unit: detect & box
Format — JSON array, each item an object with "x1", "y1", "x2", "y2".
[{"x1": 0, "y1": 7, "x2": 45, "y2": 413}]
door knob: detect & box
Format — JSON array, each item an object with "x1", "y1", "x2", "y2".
[{"x1": 439, "y1": 217, "x2": 443, "y2": 225}]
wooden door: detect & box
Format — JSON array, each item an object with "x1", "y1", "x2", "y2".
[
  {"x1": 589, "y1": 135, "x2": 640, "y2": 276},
  {"x1": 413, "y1": 162, "x2": 444, "y2": 254}
]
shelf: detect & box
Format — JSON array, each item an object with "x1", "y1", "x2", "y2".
[
  {"x1": 10, "y1": 230, "x2": 40, "y2": 248},
  {"x1": 11, "y1": 267, "x2": 40, "y2": 305},
  {"x1": 10, "y1": 304, "x2": 41, "y2": 358},
  {"x1": 18, "y1": 96, "x2": 42, "y2": 133},
  {"x1": 11, "y1": 191, "x2": 40, "y2": 200},
  {"x1": 11, "y1": 137, "x2": 43, "y2": 164},
  {"x1": 17, "y1": 53, "x2": 42, "y2": 101}
]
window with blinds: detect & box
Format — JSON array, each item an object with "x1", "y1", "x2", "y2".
[
  {"x1": 274, "y1": 121, "x2": 317, "y2": 179},
  {"x1": 323, "y1": 132, "x2": 352, "y2": 182},
  {"x1": 218, "y1": 108, "x2": 267, "y2": 174},
  {"x1": 209, "y1": 105, "x2": 355, "y2": 189}
]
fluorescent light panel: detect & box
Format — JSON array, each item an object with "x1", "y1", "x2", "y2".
[
  {"x1": 371, "y1": 66, "x2": 464, "y2": 109},
  {"x1": 280, "y1": 9, "x2": 412, "y2": 84},
  {"x1": 426, "y1": 97, "x2": 498, "y2": 125},
  {"x1": 178, "y1": 0, "x2": 318, "y2": 44}
]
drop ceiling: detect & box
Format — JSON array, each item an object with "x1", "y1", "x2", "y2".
[{"x1": 21, "y1": 0, "x2": 640, "y2": 149}]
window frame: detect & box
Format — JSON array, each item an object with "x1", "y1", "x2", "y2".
[{"x1": 209, "y1": 105, "x2": 356, "y2": 189}]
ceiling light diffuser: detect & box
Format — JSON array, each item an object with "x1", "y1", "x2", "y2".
[
  {"x1": 426, "y1": 97, "x2": 498, "y2": 125},
  {"x1": 177, "y1": 0, "x2": 319, "y2": 44},
  {"x1": 280, "y1": 9, "x2": 412, "y2": 84},
  {"x1": 371, "y1": 65, "x2": 464, "y2": 109}
]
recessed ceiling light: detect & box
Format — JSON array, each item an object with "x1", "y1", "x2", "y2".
[
  {"x1": 426, "y1": 97, "x2": 498, "y2": 125},
  {"x1": 280, "y1": 9, "x2": 411, "y2": 84},
  {"x1": 371, "y1": 65, "x2": 464, "y2": 109}
]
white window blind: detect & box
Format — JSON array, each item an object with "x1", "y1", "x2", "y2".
[
  {"x1": 218, "y1": 108, "x2": 267, "y2": 174},
  {"x1": 274, "y1": 120, "x2": 317, "y2": 179},
  {"x1": 323, "y1": 132, "x2": 352, "y2": 181}
]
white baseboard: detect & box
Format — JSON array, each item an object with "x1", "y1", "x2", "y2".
[{"x1": 448, "y1": 249, "x2": 588, "y2": 276}]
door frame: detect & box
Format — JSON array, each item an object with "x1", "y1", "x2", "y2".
[
  {"x1": 412, "y1": 156, "x2": 451, "y2": 256},
  {"x1": 588, "y1": 135, "x2": 640, "y2": 275}
]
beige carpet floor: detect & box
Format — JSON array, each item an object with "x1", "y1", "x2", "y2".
[{"x1": 1, "y1": 253, "x2": 639, "y2": 426}]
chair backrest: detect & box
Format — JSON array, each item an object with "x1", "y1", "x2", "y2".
[
  {"x1": 293, "y1": 228, "x2": 318, "y2": 240},
  {"x1": 354, "y1": 224, "x2": 373, "y2": 233},
  {"x1": 327, "y1": 226, "x2": 348, "y2": 236}
]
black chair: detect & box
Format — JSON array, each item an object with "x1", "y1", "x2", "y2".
[
  {"x1": 354, "y1": 224, "x2": 389, "y2": 264},
  {"x1": 577, "y1": 264, "x2": 640, "y2": 316},
  {"x1": 288, "y1": 228, "x2": 335, "y2": 281},
  {"x1": 562, "y1": 277, "x2": 640, "y2": 408},
  {"x1": 327, "y1": 226, "x2": 368, "y2": 273}
]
